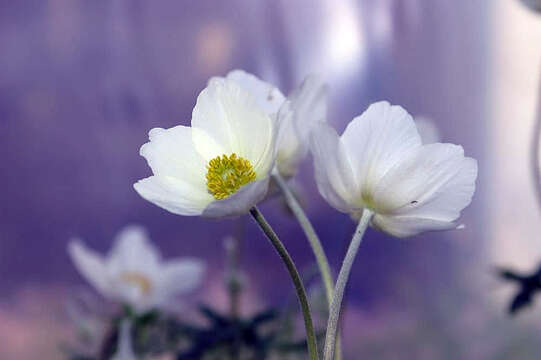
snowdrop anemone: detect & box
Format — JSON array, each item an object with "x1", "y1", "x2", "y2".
[
  {"x1": 223, "y1": 69, "x2": 328, "y2": 178},
  {"x1": 312, "y1": 101, "x2": 477, "y2": 237},
  {"x1": 314, "y1": 101, "x2": 478, "y2": 360},
  {"x1": 134, "y1": 77, "x2": 277, "y2": 217},
  {"x1": 133, "y1": 74, "x2": 319, "y2": 359},
  {"x1": 68, "y1": 225, "x2": 205, "y2": 314}
]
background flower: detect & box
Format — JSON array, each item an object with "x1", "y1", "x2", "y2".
[
  {"x1": 224, "y1": 69, "x2": 328, "y2": 177},
  {"x1": 68, "y1": 225, "x2": 205, "y2": 313},
  {"x1": 414, "y1": 116, "x2": 440, "y2": 144}
]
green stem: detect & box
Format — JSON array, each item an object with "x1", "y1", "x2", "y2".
[
  {"x1": 272, "y1": 172, "x2": 334, "y2": 304},
  {"x1": 272, "y1": 171, "x2": 342, "y2": 360},
  {"x1": 323, "y1": 209, "x2": 373, "y2": 360},
  {"x1": 249, "y1": 206, "x2": 319, "y2": 360}
]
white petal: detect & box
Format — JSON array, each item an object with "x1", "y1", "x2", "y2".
[
  {"x1": 140, "y1": 125, "x2": 208, "y2": 189},
  {"x1": 225, "y1": 69, "x2": 286, "y2": 115},
  {"x1": 191, "y1": 78, "x2": 276, "y2": 177},
  {"x1": 371, "y1": 143, "x2": 478, "y2": 237},
  {"x1": 287, "y1": 74, "x2": 327, "y2": 146},
  {"x1": 202, "y1": 178, "x2": 270, "y2": 217},
  {"x1": 154, "y1": 258, "x2": 205, "y2": 304},
  {"x1": 310, "y1": 122, "x2": 357, "y2": 213},
  {"x1": 275, "y1": 101, "x2": 300, "y2": 175},
  {"x1": 276, "y1": 75, "x2": 328, "y2": 177},
  {"x1": 341, "y1": 101, "x2": 422, "y2": 191},
  {"x1": 107, "y1": 225, "x2": 161, "y2": 274},
  {"x1": 371, "y1": 214, "x2": 459, "y2": 238},
  {"x1": 68, "y1": 240, "x2": 111, "y2": 298},
  {"x1": 134, "y1": 176, "x2": 213, "y2": 216}
]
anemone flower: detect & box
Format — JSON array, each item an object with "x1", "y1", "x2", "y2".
[
  {"x1": 68, "y1": 225, "x2": 205, "y2": 314},
  {"x1": 311, "y1": 101, "x2": 477, "y2": 238},
  {"x1": 134, "y1": 77, "x2": 277, "y2": 217},
  {"x1": 224, "y1": 70, "x2": 327, "y2": 177},
  {"x1": 134, "y1": 74, "x2": 320, "y2": 359},
  {"x1": 313, "y1": 101, "x2": 478, "y2": 360}
]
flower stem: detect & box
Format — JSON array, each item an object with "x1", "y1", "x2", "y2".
[
  {"x1": 272, "y1": 172, "x2": 334, "y2": 304},
  {"x1": 249, "y1": 206, "x2": 319, "y2": 360},
  {"x1": 530, "y1": 72, "x2": 541, "y2": 213},
  {"x1": 272, "y1": 171, "x2": 342, "y2": 360},
  {"x1": 323, "y1": 209, "x2": 373, "y2": 360}
]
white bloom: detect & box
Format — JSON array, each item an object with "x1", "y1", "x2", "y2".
[
  {"x1": 311, "y1": 101, "x2": 477, "y2": 238},
  {"x1": 111, "y1": 320, "x2": 137, "y2": 360},
  {"x1": 224, "y1": 70, "x2": 328, "y2": 177},
  {"x1": 134, "y1": 77, "x2": 277, "y2": 217},
  {"x1": 68, "y1": 225, "x2": 205, "y2": 313}
]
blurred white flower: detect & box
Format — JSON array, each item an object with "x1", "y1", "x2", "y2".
[
  {"x1": 414, "y1": 116, "x2": 441, "y2": 144},
  {"x1": 111, "y1": 320, "x2": 136, "y2": 360},
  {"x1": 68, "y1": 225, "x2": 205, "y2": 313},
  {"x1": 134, "y1": 77, "x2": 277, "y2": 217},
  {"x1": 225, "y1": 70, "x2": 328, "y2": 177},
  {"x1": 311, "y1": 101, "x2": 477, "y2": 237}
]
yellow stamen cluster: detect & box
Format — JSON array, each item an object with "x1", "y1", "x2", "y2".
[
  {"x1": 120, "y1": 272, "x2": 152, "y2": 295},
  {"x1": 206, "y1": 153, "x2": 256, "y2": 199}
]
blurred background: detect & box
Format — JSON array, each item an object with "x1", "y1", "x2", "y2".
[{"x1": 1, "y1": 0, "x2": 541, "y2": 359}]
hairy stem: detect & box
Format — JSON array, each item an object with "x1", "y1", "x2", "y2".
[
  {"x1": 323, "y1": 209, "x2": 373, "y2": 360},
  {"x1": 250, "y1": 206, "x2": 319, "y2": 360},
  {"x1": 272, "y1": 171, "x2": 342, "y2": 360}
]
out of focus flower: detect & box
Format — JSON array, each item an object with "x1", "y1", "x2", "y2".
[
  {"x1": 68, "y1": 225, "x2": 205, "y2": 313},
  {"x1": 311, "y1": 101, "x2": 477, "y2": 237},
  {"x1": 134, "y1": 78, "x2": 277, "y2": 217},
  {"x1": 414, "y1": 116, "x2": 441, "y2": 144},
  {"x1": 111, "y1": 320, "x2": 136, "y2": 360},
  {"x1": 225, "y1": 70, "x2": 328, "y2": 177}
]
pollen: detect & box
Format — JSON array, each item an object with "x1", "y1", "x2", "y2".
[{"x1": 206, "y1": 153, "x2": 256, "y2": 199}]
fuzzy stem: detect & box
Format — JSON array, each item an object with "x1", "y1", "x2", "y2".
[
  {"x1": 272, "y1": 171, "x2": 342, "y2": 360},
  {"x1": 323, "y1": 209, "x2": 373, "y2": 360},
  {"x1": 531, "y1": 73, "x2": 541, "y2": 213},
  {"x1": 250, "y1": 206, "x2": 319, "y2": 360}
]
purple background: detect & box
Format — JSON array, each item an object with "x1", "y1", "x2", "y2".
[{"x1": 0, "y1": 0, "x2": 540, "y2": 359}]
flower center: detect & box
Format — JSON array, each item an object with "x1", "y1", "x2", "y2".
[
  {"x1": 206, "y1": 153, "x2": 256, "y2": 199},
  {"x1": 120, "y1": 272, "x2": 152, "y2": 295}
]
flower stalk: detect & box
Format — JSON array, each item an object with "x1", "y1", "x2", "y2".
[
  {"x1": 272, "y1": 170, "x2": 343, "y2": 360},
  {"x1": 249, "y1": 206, "x2": 319, "y2": 360},
  {"x1": 323, "y1": 209, "x2": 373, "y2": 360}
]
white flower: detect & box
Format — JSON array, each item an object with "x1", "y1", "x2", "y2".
[
  {"x1": 310, "y1": 101, "x2": 477, "y2": 238},
  {"x1": 224, "y1": 70, "x2": 328, "y2": 177},
  {"x1": 68, "y1": 225, "x2": 205, "y2": 313},
  {"x1": 134, "y1": 77, "x2": 277, "y2": 217}
]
